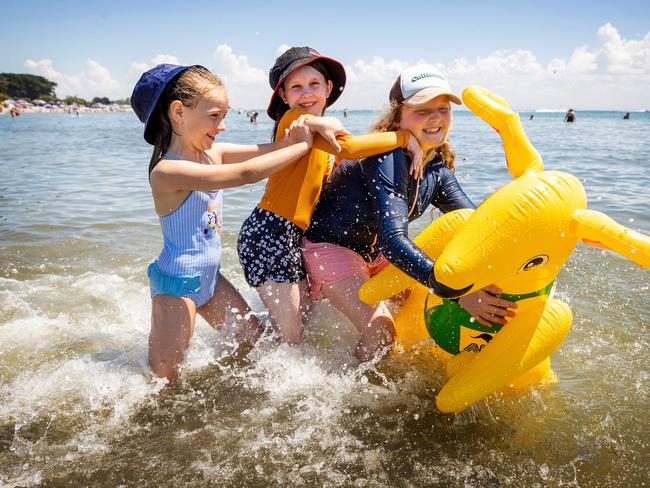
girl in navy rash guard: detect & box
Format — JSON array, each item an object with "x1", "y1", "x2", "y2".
[{"x1": 302, "y1": 65, "x2": 518, "y2": 362}]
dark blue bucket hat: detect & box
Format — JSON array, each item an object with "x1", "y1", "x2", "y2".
[{"x1": 131, "y1": 63, "x2": 191, "y2": 145}]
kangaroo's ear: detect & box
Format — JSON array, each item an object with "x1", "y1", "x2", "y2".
[
  {"x1": 571, "y1": 209, "x2": 650, "y2": 267},
  {"x1": 462, "y1": 86, "x2": 544, "y2": 178}
]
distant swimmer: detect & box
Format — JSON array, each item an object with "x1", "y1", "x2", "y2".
[
  {"x1": 250, "y1": 111, "x2": 258, "y2": 124},
  {"x1": 343, "y1": 108, "x2": 349, "y2": 117},
  {"x1": 530, "y1": 114, "x2": 534, "y2": 120},
  {"x1": 564, "y1": 108, "x2": 576, "y2": 123},
  {"x1": 623, "y1": 112, "x2": 630, "y2": 120}
]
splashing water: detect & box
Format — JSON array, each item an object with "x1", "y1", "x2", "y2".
[{"x1": 0, "y1": 110, "x2": 648, "y2": 486}]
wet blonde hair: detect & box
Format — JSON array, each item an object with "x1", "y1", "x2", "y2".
[
  {"x1": 148, "y1": 66, "x2": 225, "y2": 174},
  {"x1": 371, "y1": 100, "x2": 456, "y2": 171}
]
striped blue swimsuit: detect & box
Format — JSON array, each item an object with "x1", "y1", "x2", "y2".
[{"x1": 148, "y1": 153, "x2": 223, "y2": 307}]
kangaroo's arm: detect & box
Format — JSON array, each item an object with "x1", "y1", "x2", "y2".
[{"x1": 572, "y1": 209, "x2": 650, "y2": 267}]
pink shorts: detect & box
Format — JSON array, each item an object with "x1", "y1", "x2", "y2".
[{"x1": 301, "y1": 238, "x2": 389, "y2": 301}]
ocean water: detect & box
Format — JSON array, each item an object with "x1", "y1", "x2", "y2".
[{"x1": 0, "y1": 109, "x2": 648, "y2": 487}]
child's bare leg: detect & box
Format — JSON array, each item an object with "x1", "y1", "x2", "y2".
[
  {"x1": 321, "y1": 273, "x2": 395, "y2": 362},
  {"x1": 257, "y1": 280, "x2": 310, "y2": 344},
  {"x1": 150, "y1": 295, "x2": 197, "y2": 380},
  {"x1": 198, "y1": 275, "x2": 262, "y2": 355}
]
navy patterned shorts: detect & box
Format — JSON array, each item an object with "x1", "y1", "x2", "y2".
[{"x1": 237, "y1": 207, "x2": 307, "y2": 287}]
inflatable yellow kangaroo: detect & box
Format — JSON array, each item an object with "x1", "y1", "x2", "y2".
[{"x1": 360, "y1": 86, "x2": 650, "y2": 414}]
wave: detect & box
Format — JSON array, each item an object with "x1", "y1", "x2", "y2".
[{"x1": 533, "y1": 108, "x2": 567, "y2": 113}]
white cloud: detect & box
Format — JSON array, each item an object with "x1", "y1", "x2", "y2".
[
  {"x1": 24, "y1": 59, "x2": 122, "y2": 100},
  {"x1": 456, "y1": 23, "x2": 648, "y2": 109},
  {"x1": 450, "y1": 50, "x2": 544, "y2": 78},
  {"x1": 548, "y1": 45, "x2": 599, "y2": 76},
  {"x1": 212, "y1": 44, "x2": 268, "y2": 108},
  {"x1": 338, "y1": 23, "x2": 650, "y2": 110},
  {"x1": 276, "y1": 44, "x2": 291, "y2": 57},
  {"x1": 27, "y1": 23, "x2": 648, "y2": 109},
  {"x1": 335, "y1": 56, "x2": 410, "y2": 110},
  {"x1": 346, "y1": 56, "x2": 409, "y2": 83},
  {"x1": 213, "y1": 44, "x2": 266, "y2": 85},
  {"x1": 597, "y1": 22, "x2": 650, "y2": 74},
  {"x1": 127, "y1": 54, "x2": 181, "y2": 85},
  {"x1": 152, "y1": 54, "x2": 180, "y2": 65}
]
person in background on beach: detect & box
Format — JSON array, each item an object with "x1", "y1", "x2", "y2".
[
  {"x1": 131, "y1": 64, "x2": 315, "y2": 380},
  {"x1": 530, "y1": 114, "x2": 534, "y2": 120},
  {"x1": 623, "y1": 112, "x2": 630, "y2": 120},
  {"x1": 10, "y1": 105, "x2": 19, "y2": 119},
  {"x1": 343, "y1": 108, "x2": 349, "y2": 117},
  {"x1": 250, "y1": 111, "x2": 259, "y2": 124},
  {"x1": 237, "y1": 47, "x2": 424, "y2": 346},
  {"x1": 303, "y1": 65, "x2": 517, "y2": 361},
  {"x1": 564, "y1": 108, "x2": 575, "y2": 122}
]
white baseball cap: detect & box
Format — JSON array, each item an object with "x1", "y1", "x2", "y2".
[{"x1": 389, "y1": 64, "x2": 461, "y2": 106}]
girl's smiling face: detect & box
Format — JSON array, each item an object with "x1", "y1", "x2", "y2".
[
  {"x1": 398, "y1": 95, "x2": 452, "y2": 150},
  {"x1": 279, "y1": 65, "x2": 333, "y2": 116},
  {"x1": 181, "y1": 87, "x2": 228, "y2": 150}
]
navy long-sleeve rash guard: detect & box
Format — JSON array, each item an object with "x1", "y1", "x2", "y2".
[{"x1": 305, "y1": 148, "x2": 475, "y2": 287}]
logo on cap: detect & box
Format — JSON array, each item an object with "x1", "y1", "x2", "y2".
[
  {"x1": 411, "y1": 72, "x2": 445, "y2": 83},
  {"x1": 308, "y1": 49, "x2": 321, "y2": 56}
]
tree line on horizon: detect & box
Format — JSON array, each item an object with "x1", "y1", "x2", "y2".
[{"x1": 0, "y1": 73, "x2": 129, "y2": 105}]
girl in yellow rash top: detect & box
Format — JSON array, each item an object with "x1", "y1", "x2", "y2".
[{"x1": 237, "y1": 46, "x2": 423, "y2": 345}]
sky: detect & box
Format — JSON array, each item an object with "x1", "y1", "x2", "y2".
[{"x1": 2, "y1": 0, "x2": 649, "y2": 110}]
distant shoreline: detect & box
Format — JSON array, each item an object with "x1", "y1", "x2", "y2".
[
  {"x1": 2, "y1": 107, "x2": 646, "y2": 116},
  {"x1": 0, "y1": 105, "x2": 133, "y2": 114}
]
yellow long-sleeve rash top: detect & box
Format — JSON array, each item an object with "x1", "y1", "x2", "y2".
[{"x1": 257, "y1": 109, "x2": 410, "y2": 230}]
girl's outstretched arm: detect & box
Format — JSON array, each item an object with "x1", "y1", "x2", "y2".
[
  {"x1": 151, "y1": 122, "x2": 312, "y2": 192},
  {"x1": 305, "y1": 116, "x2": 347, "y2": 152},
  {"x1": 307, "y1": 116, "x2": 424, "y2": 172},
  {"x1": 209, "y1": 140, "x2": 289, "y2": 164}
]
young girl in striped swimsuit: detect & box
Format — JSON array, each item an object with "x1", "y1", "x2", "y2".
[{"x1": 131, "y1": 64, "x2": 313, "y2": 380}]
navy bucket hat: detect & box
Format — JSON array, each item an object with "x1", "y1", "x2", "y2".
[
  {"x1": 131, "y1": 63, "x2": 191, "y2": 145},
  {"x1": 267, "y1": 47, "x2": 346, "y2": 121}
]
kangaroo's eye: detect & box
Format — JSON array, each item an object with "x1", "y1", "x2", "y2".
[{"x1": 518, "y1": 255, "x2": 549, "y2": 273}]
